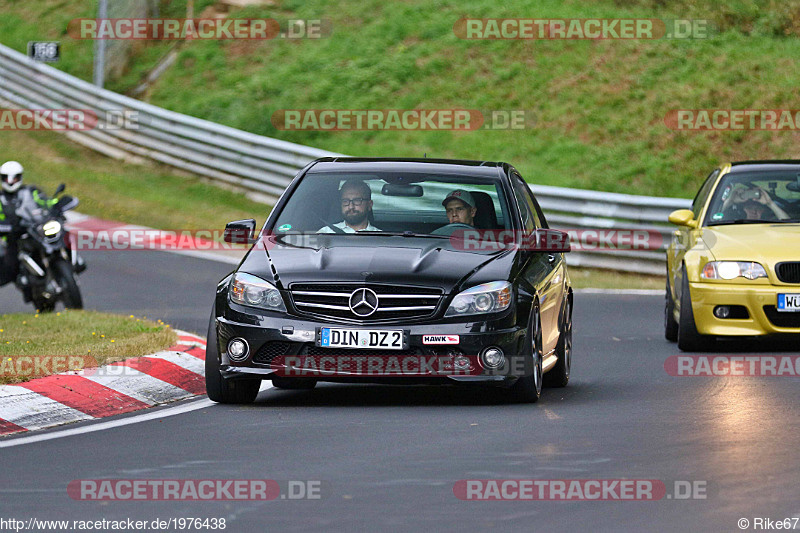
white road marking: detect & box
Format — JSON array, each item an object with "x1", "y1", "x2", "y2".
[
  {"x1": 0, "y1": 386, "x2": 93, "y2": 431},
  {"x1": 0, "y1": 398, "x2": 215, "y2": 448},
  {"x1": 80, "y1": 367, "x2": 191, "y2": 405},
  {"x1": 1, "y1": 381, "x2": 276, "y2": 448},
  {"x1": 144, "y1": 351, "x2": 205, "y2": 375}
]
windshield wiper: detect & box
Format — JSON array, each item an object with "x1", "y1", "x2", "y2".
[
  {"x1": 707, "y1": 219, "x2": 774, "y2": 226},
  {"x1": 356, "y1": 231, "x2": 449, "y2": 239}
]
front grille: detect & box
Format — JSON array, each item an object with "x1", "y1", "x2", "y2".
[
  {"x1": 763, "y1": 306, "x2": 800, "y2": 328},
  {"x1": 776, "y1": 262, "x2": 800, "y2": 284},
  {"x1": 289, "y1": 283, "x2": 442, "y2": 322}
]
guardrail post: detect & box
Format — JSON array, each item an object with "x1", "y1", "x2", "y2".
[{"x1": 92, "y1": 0, "x2": 108, "y2": 88}]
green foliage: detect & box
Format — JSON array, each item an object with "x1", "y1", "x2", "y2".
[{"x1": 3, "y1": 0, "x2": 800, "y2": 198}]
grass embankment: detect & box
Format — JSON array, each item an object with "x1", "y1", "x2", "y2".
[
  {"x1": 5, "y1": 1, "x2": 800, "y2": 198},
  {"x1": 0, "y1": 310, "x2": 177, "y2": 385},
  {"x1": 2, "y1": 0, "x2": 795, "y2": 198}
]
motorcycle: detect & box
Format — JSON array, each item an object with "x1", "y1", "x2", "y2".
[{"x1": 10, "y1": 184, "x2": 86, "y2": 312}]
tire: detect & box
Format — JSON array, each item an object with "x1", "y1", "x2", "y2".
[
  {"x1": 32, "y1": 291, "x2": 55, "y2": 313},
  {"x1": 677, "y1": 269, "x2": 714, "y2": 352},
  {"x1": 544, "y1": 295, "x2": 572, "y2": 388},
  {"x1": 271, "y1": 377, "x2": 317, "y2": 390},
  {"x1": 664, "y1": 277, "x2": 678, "y2": 342},
  {"x1": 508, "y1": 300, "x2": 543, "y2": 403},
  {"x1": 53, "y1": 259, "x2": 83, "y2": 309},
  {"x1": 205, "y1": 309, "x2": 261, "y2": 404}
]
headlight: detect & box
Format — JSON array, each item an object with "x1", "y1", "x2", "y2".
[
  {"x1": 445, "y1": 281, "x2": 512, "y2": 317},
  {"x1": 229, "y1": 272, "x2": 286, "y2": 311},
  {"x1": 701, "y1": 261, "x2": 768, "y2": 281},
  {"x1": 42, "y1": 220, "x2": 61, "y2": 236}
]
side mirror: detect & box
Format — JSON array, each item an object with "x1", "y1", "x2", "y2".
[
  {"x1": 534, "y1": 228, "x2": 571, "y2": 253},
  {"x1": 54, "y1": 183, "x2": 66, "y2": 196},
  {"x1": 668, "y1": 209, "x2": 698, "y2": 228},
  {"x1": 224, "y1": 219, "x2": 256, "y2": 244}
]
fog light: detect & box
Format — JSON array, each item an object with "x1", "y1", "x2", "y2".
[
  {"x1": 481, "y1": 347, "x2": 505, "y2": 369},
  {"x1": 713, "y1": 306, "x2": 731, "y2": 319},
  {"x1": 227, "y1": 338, "x2": 249, "y2": 362},
  {"x1": 453, "y1": 355, "x2": 470, "y2": 370}
]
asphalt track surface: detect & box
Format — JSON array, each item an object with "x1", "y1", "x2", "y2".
[{"x1": 1, "y1": 249, "x2": 799, "y2": 532}]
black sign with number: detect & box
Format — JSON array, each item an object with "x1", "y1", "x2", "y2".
[{"x1": 27, "y1": 41, "x2": 60, "y2": 62}]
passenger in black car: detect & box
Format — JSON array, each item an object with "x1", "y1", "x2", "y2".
[{"x1": 442, "y1": 189, "x2": 478, "y2": 226}]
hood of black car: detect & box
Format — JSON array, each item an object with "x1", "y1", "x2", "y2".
[{"x1": 241, "y1": 234, "x2": 512, "y2": 294}]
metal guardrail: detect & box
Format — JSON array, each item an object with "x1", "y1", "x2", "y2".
[{"x1": 0, "y1": 43, "x2": 690, "y2": 275}]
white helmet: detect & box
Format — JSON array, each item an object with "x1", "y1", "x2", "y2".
[{"x1": 0, "y1": 161, "x2": 24, "y2": 193}]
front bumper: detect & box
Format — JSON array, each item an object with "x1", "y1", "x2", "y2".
[
  {"x1": 690, "y1": 282, "x2": 800, "y2": 336},
  {"x1": 215, "y1": 302, "x2": 528, "y2": 385}
]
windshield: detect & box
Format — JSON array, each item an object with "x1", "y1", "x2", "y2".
[
  {"x1": 704, "y1": 170, "x2": 800, "y2": 226},
  {"x1": 271, "y1": 171, "x2": 513, "y2": 236}
]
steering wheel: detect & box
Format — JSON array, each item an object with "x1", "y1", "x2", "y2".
[{"x1": 431, "y1": 223, "x2": 475, "y2": 236}]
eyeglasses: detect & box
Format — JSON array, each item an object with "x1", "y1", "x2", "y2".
[{"x1": 341, "y1": 197, "x2": 366, "y2": 207}]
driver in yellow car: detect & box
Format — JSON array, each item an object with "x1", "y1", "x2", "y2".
[
  {"x1": 721, "y1": 184, "x2": 790, "y2": 221},
  {"x1": 442, "y1": 189, "x2": 478, "y2": 226}
]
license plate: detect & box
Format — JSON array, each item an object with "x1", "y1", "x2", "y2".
[
  {"x1": 319, "y1": 328, "x2": 404, "y2": 350},
  {"x1": 777, "y1": 294, "x2": 800, "y2": 312}
]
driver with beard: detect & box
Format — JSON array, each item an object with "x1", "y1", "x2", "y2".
[{"x1": 317, "y1": 179, "x2": 382, "y2": 233}]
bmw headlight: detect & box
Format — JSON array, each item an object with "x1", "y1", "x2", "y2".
[
  {"x1": 445, "y1": 281, "x2": 512, "y2": 317},
  {"x1": 701, "y1": 261, "x2": 768, "y2": 281},
  {"x1": 230, "y1": 272, "x2": 286, "y2": 311},
  {"x1": 42, "y1": 220, "x2": 61, "y2": 237}
]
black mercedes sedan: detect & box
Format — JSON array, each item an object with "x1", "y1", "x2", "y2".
[{"x1": 206, "y1": 158, "x2": 573, "y2": 403}]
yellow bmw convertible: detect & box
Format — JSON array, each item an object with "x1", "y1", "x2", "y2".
[{"x1": 666, "y1": 161, "x2": 800, "y2": 351}]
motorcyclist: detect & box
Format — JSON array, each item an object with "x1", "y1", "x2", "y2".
[{"x1": 0, "y1": 161, "x2": 61, "y2": 299}]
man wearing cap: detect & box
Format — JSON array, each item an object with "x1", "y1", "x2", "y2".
[{"x1": 442, "y1": 189, "x2": 478, "y2": 227}]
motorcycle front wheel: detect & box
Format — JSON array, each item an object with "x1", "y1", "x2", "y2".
[{"x1": 53, "y1": 258, "x2": 83, "y2": 310}]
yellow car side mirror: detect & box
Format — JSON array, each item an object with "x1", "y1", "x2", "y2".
[{"x1": 668, "y1": 209, "x2": 698, "y2": 228}]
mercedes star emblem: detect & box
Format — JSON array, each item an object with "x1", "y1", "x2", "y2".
[{"x1": 349, "y1": 288, "x2": 379, "y2": 317}]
